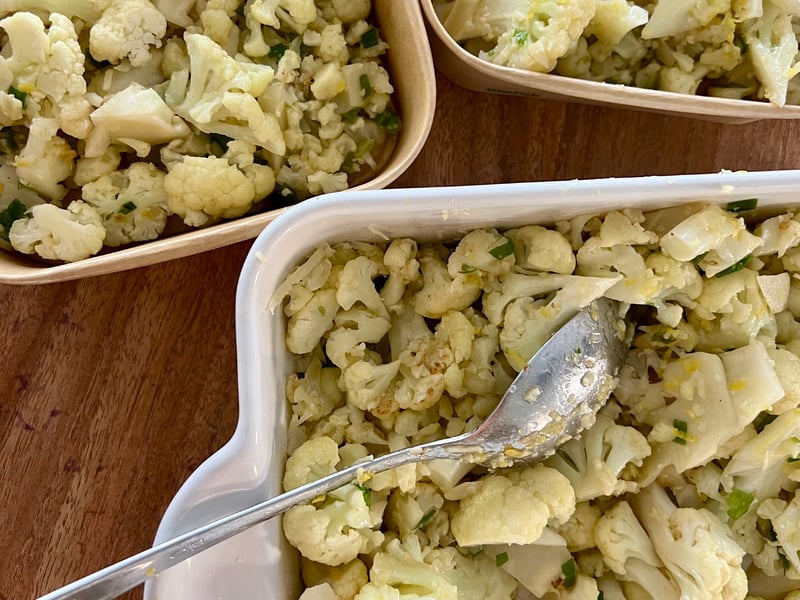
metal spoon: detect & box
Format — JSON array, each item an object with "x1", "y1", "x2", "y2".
[{"x1": 38, "y1": 296, "x2": 630, "y2": 600}]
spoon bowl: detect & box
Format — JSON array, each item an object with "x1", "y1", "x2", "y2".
[{"x1": 38, "y1": 296, "x2": 630, "y2": 600}]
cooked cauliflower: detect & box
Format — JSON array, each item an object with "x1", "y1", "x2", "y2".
[
  {"x1": 82, "y1": 162, "x2": 170, "y2": 246},
  {"x1": 450, "y1": 464, "x2": 575, "y2": 546},
  {"x1": 89, "y1": 0, "x2": 167, "y2": 67},
  {"x1": 9, "y1": 201, "x2": 105, "y2": 262}
]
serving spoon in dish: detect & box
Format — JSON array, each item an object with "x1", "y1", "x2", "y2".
[{"x1": 38, "y1": 296, "x2": 630, "y2": 600}]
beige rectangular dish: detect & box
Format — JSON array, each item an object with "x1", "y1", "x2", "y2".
[
  {"x1": 419, "y1": 0, "x2": 800, "y2": 124},
  {"x1": 145, "y1": 169, "x2": 800, "y2": 600},
  {"x1": 0, "y1": 1, "x2": 435, "y2": 285}
]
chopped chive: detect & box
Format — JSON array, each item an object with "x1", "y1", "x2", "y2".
[
  {"x1": 598, "y1": 593, "x2": 605, "y2": 600},
  {"x1": 268, "y1": 43, "x2": 288, "y2": 60},
  {"x1": 355, "y1": 483, "x2": 371, "y2": 507},
  {"x1": 672, "y1": 419, "x2": 689, "y2": 445},
  {"x1": 118, "y1": 201, "x2": 137, "y2": 215},
  {"x1": 753, "y1": 411, "x2": 777, "y2": 433},
  {"x1": 359, "y1": 74, "x2": 372, "y2": 98},
  {"x1": 8, "y1": 86, "x2": 26, "y2": 107},
  {"x1": 361, "y1": 28, "x2": 379, "y2": 48},
  {"x1": 489, "y1": 237, "x2": 514, "y2": 259},
  {"x1": 342, "y1": 108, "x2": 361, "y2": 123},
  {"x1": 318, "y1": 305, "x2": 326, "y2": 315},
  {"x1": 495, "y1": 552, "x2": 509, "y2": 567},
  {"x1": 791, "y1": 436, "x2": 800, "y2": 444},
  {"x1": 715, "y1": 255, "x2": 753, "y2": 278},
  {"x1": 561, "y1": 558, "x2": 577, "y2": 588},
  {"x1": 787, "y1": 456, "x2": 800, "y2": 463},
  {"x1": 415, "y1": 507, "x2": 437, "y2": 529},
  {"x1": 727, "y1": 488, "x2": 754, "y2": 520},
  {"x1": 374, "y1": 108, "x2": 402, "y2": 134},
  {"x1": 459, "y1": 264, "x2": 477, "y2": 274},
  {"x1": 691, "y1": 251, "x2": 708, "y2": 264},
  {"x1": 0, "y1": 198, "x2": 27, "y2": 241},
  {"x1": 725, "y1": 198, "x2": 758, "y2": 213},
  {"x1": 513, "y1": 29, "x2": 528, "y2": 45}
]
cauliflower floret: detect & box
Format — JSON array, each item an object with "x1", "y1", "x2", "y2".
[
  {"x1": 584, "y1": 0, "x2": 649, "y2": 46},
  {"x1": 381, "y1": 238, "x2": 420, "y2": 307},
  {"x1": 73, "y1": 146, "x2": 122, "y2": 187},
  {"x1": 742, "y1": 0, "x2": 799, "y2": 107},
  {"x1": 165, "y1": 33, "x2": 285, "y2": 154},
  {"x1": 247, "y1": 0, "x2": 317, "y2": 32},
  {"x1": 9, "y1": 201, "x2": 106, "y2": 262},
  {"x1": 85, "y1": 83, "x2": 191, "y2": 158},
  {"x1": 446, "y1": 228, "x2": 516, "y2": 280},
  {"x1": 413, "y1": 245, "x2": 482, "y2": 319},
  {"x1": 13, "y1": 117, "x2": 75, "y2": 202},
  {"x1": 164, "y1": 155, "x2": 262, "y2": 227},
  {"x1": 301, "y1": 557, "x2": 369, "y2": 600},
  {"x1": 283, "y1": 436, "x2": 340, "y2": 491},
  {"x1": 506, "y1": 224, "x2": 576, "y2": 274},
  {"x1": 81, "y1": 162, "x2": 169, "y2": 246},
  {"x1": 450, "y1": 464, "x2": 575, "y2": 546},
  {"x1": 594, "y1": 500, "x2": 680, "y2": 599},
  {"x1": 0, "y1": 0, "x2": 111, "y2": 21},
  {"x1": 287, "y1": 357, "x2": 344, "y2": 425},
  {"x1": 199, "y1": 0, "x2": 240, "y2": 49},
  {"x1": 283, "y1": 482, "x2": 384, "y2": 566},
  {"x1": 326, "y1": 307, "x2": 391, "y2": 368},
  {"x1": 89, "y1": 0, "x2": 167, "y2": 67},
  {"x1": 440, "y1": 0, "x2": 597, "y2": 72},
  {"x1": 660, "y1": 204, "x2": 764, "y2": 277},
  {"x1": 630, "y1": 484, "x2": 748, "y2": 600},
  {"x1": 545, "y1": 414, "x2": 652, "y2": 502},
  {"x1": 0, "y1": 12, "x2": 92, "y2": 138},
  {"x1": 152, "y1": 0, "x2": 196, "y2": 27}
]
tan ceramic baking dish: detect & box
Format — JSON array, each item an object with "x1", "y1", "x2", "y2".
[
  {"x1": 0, "y1": 1, "x2": 436, "y2": 285},
  {"x1": 419, "y1": 0, "x2": 800, "y2": 125}
]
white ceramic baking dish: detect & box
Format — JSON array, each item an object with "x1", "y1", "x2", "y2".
[{"x1": 145, "y1": 169, "x2": 800, "y2": 600}]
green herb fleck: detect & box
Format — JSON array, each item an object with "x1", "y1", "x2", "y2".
[
  {"x1": 754, "y1": 411, "x2": 777, "y2": 433},
  {"x1": 725, "y1": 198, "x2": 758, "y2": 213},
  {"x1": 672, "y1": 419, "x2": 689, "y2": 445},
  {"x1": 574, "y1": 347, "x2": 582, "y2": 354},
  {"x1": 355, "y1": 138, "x2": 375, "y2": 159},
  {"x1": 598, "y1": 593, "x2": 605, "y2": 600},
  {"x1": 489, "y1": 237, "x2": 514, "y2": 259},
  {"x1": 691, "y1": 251, "x2": 708, "y2": 264},
  {"x1": 374, "y1": 108, "x2": 402, "y2": 134},
  {"x1": 727, "y1": 488, "x2": 754, "y2": 520},
  {"x1": 318, "y1": 306, "x2": 326, "y2": 316},
  {"x1": 787, "y1": 456, "x2": 800, "y2": 463},
  {"x1": 459, "y1": 264, "x2": 477, "y2": 274},
  {"x1": 361, "y1": 28, "x2": 380, "y2": 48},
  {"x1": 715, "y1": 255, "x2": 753, "y2": 278},
  {"x1": 269, "y1": 43, "x2": 289, "y2": 60},
  {"x1": 342, "y1": 108, "x2": 361, "y2": 123},
  {"x1": 355, "y1": 483, "x2": 371, "y2": 507},
  {"x1": 415, "y1": 507, "x2": 437, "y2": 529},
  {"x1": 495, "y1": 552, "x2": 509, "y2": 567},
  {"x1": 513, "y1": 29, "x2": 528, "y2": 45},
  {"x1": 0, "y1": 198, "x2": 27, "y2": 241},
  {"x1": 467, "y1": 546, "x2": 484, "y2": 559},
  {"x1": 561, "y1": 558, "x2": 577, "y2": 588},
  {"x1": 118, "y1": 201, "x2": 137, "y2": 215},
  {"x1": 8, "y1": 86, "x2": 26, "y2": 107},
  {"x1": 359, "y1": 74, "x2": 372, "y2": 98}
]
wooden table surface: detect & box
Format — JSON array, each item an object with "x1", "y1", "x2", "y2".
[{"x1": 2, "y1": 72, "x2": 800, "y2": 600}]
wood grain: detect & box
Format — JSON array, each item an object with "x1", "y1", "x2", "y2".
[{"x1": 2, "y1": 72, "x2": 800, "y2": 600}]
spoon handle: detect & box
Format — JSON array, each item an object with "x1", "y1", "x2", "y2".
[{"x1": 37, "y1": 436, "x2": 463, "y2": 600}]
